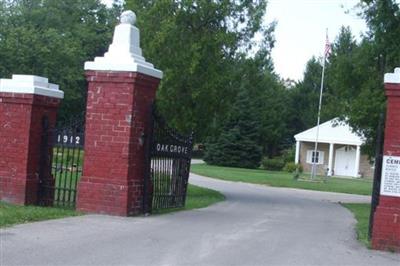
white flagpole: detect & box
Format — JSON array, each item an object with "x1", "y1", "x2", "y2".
[{"x1": 311, "y1": 29, "x2": 329, "y2": 180}]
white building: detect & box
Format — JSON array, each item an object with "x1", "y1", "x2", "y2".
[{"x1": 294, "y1": 118, "x2": 373, "y2": 178}]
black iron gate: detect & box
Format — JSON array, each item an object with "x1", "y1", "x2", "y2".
[
  {"x1": 38, "y1": 114, "x2": 85, "y2": 208},
  {"x1": 368, "y1": 113, "x2": 385, "y2": 239},
  {"x1": 144, "y1": 107, "x2": 194, "y2": 213}
]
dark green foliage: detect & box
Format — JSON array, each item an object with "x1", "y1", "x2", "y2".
[
  {"x1": 281, "y1": 147, "x2": 296, "y2": 164},
  {"x1": 191, "y1": 149, "x2": 205, "y2": 159},
  {"x1": 0, "y1": 0, "x2": 121, "y2": 120},
  {"x1": 323, "y1": 25, "x2": 385, "y2": 157},
  {"x1": 340, "y1": 0, "x2": 400, "y2": 156},
  {"x1": 261, "y1": 157, "x2": 285, "y2": 171},
  {"x1": 227, "y1": 50, "x2": 289, "y2": 158},
  {"x1": 287, "y1": 57, "x2": 327, "y2": 135},
  {"x1": 283, "y1": 162, "x2": 303, "y2": 173},
  {"x1": 2, "y1": 0, "x2": 396, "y2": 163},
  {"x1": 297, "y1": 1, "x2": 400, "y2": 157},
  {"x1": 261, "y1": 147, "x2": 297, "y2": 172},
  {"x1": 124, "y1": 0, "x2": 274, "y2": 140},
  {"x1": 125, "y1": 0, "x2": 281, "y2": 168},
  {"x1": 204, "y1": 89, "x2": 262, "y2": 169}
]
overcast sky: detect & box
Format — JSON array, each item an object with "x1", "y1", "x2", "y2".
[
  {"x1": 102, "y1": 0, "x2": 368, "y2": 81},
  {"x1": 265, "y1": 0, "x2": 367, "y2": 81}
]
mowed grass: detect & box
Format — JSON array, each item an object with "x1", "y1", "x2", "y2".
[
  {"x1": 0, "y1": 201, "x2": 80, "y2": 228},
  {"x1": 191, "y1": 164, "x2": 373, "y2": 195},
  {"x1": 53, "y1": 147, "x2": 84, "y2": 166},
  {"x1": 51, "y1": 148, "x2": 84, "y2": 206},
  {"x1": 153, "y1": 184, "x2": 225, "y2": 214},
  {"x1": 0, "y1": 184, "x2": 224, "y2": 226},
  {"x1": 342, "y1": 203, "x2": 371, "y2": 247},
  {"x1": 185, "y1": 184, "x2": 225, "y2": 209}
]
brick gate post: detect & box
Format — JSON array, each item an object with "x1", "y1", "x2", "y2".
[
  {"x1": 371, "y1": 68, "x2": 400, "y2": 252},
  {"x1": 76, "y1": 10, "x2": 163, "y2": 216},
  {"x1": 0, "y1": 75, "x2": 63, "y2": 205}
]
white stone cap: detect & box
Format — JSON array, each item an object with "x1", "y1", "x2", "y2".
[
  {"x1": 84, "y1": 10, "x2": 163, "y2": 79},
  {"x1": 384, "y1": 67, "x2": 400, "y2": 83},
  {"x1": 0, "y1": 75, "x2": 64, "y2": 99}
]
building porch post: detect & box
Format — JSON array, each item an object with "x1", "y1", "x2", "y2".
[
  {"x1": 328, "y1": 143, "x2": 334, "y2": 176},
  {"x1": 295, "y1": 141, "x2": 300, "y2": 164},
  {"x1": 354, "y1": 145, "x2": 361, "y2": 177}
]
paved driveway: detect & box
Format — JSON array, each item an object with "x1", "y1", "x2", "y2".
[{"x1": 1, "y1": 173, "x2": 399, "y2": 266}]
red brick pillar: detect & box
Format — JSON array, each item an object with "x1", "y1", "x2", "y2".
[
  {"x1": 371, "y1": 68, "x2": 400, "y2": 252},
  {"x1": 76, "y1": 10, "x2": 163, "y2": 216},
  {"x1": 0, "y1": 75, "x2": 63, "y2": 205}
]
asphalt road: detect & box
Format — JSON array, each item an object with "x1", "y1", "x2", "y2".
[{"x1": 1, "y1": 173, "x2": 399, "y2": 266}]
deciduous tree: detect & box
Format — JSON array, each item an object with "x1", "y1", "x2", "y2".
[
  {"x1": 0, "y1": 0, "x2": 121, "y2": 120},
  {"x1": 124, "y1": 0, "x2": 274, "y2": 140}
]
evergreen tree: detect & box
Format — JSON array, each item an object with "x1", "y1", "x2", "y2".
[
  {"x1": 204, "y1": 88, "x2": 262, "y2": 169},
  {"x1": 322, "y1": 26, "x2": 384, "y2": 156},
  {"x1": 287, "y1": 57, "x2": 324, "y2": 134},
  {"x1": 231, "y1": 50, "x2": 289, "y2": 157}
]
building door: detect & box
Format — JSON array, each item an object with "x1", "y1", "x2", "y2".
[{"x1": 334, "y1": 146, "x2": 356, "y2": 177}]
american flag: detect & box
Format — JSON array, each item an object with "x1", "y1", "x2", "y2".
[{"x1": 324, "y1": 32, "x2": 331, "y2": 58}]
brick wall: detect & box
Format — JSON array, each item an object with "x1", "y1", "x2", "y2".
[
  {"x1": 0, "y1": 93, "x2": 59, "y2": 204},
  {"x1": 371, "y1": 82, "x2": 400, "y2": 252},
  {"x1": 359, "y1": 155, "x2": 374, "y2": 179},
  {"x1": 372, "y1": 196, "x2": 400, "y2": 252},
  {"x1": 76, "y1": 71, "x2": 160, "y2": 216}
]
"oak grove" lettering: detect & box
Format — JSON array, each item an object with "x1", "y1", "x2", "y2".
[{"x1": 156, "y1": 143, "x2": 188, "y2": 154}]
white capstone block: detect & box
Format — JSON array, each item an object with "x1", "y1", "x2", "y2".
[
  {"x1": 84, "y1": 10, "x2": 163, "y2": 79},
  {"x1": 0, "y1": 75, "x2": 64, "y2": 99},
  {"x1": 384, "y1": 67, "x2": 400, "y2": 84}
]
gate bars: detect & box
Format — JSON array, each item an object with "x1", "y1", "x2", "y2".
[
  {"x1": 38, "y1": 114, "x2": 85, "y2": 208},
  {"x1": 368, "y1": 113, "x2": 385, "y2": 239},
  {"x1": 144, "y1": 105, "x2": 194, "y2": 213},
  {"x1": 39, "y1": 105, "x2": 193, "y2": 213}
]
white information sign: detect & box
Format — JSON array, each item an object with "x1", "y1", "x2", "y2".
[{"x1": 381, "y1": 155, "x2": 400, "y2": 197}]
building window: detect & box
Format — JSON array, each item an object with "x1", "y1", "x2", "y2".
[{"x1": 306, "y1": 150, "x2": 324, "y2": 164}]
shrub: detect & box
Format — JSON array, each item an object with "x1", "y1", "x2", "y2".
[
  {"x1": 281, "y1": 146, "x2": 295, "y2": 164},
  {"x1": 192, "y1": 144, "x2": 205, "y2": 159},
  {"x1": 261, "y1": 157, "x2": 285, "y2": 171},
  {"x1": 203, "y1": 89, "x2": 262, "y2": 169},
  {"x1": 283, "y1": 162, "x2": 303, "y2": 173}
]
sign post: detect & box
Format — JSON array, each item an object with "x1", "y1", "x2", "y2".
[{"x1": 380, "y1": 156, "x2": 400, "y2": 197}]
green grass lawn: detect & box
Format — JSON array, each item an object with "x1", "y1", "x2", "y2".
[
  {"x1": 342, "y1": 203, "x2": 371, "y2": 247},
  {"x1": 0, "y1": 184, "x2": 224, "y2": 226},
  {"x1": 152, "y1": 184, "x2": 225, "y2": 214},
  {"x1": 0, "y1": 201, "x2": 80, "y2": 228},
  {"x1": 191, "y1": 164, "x2": 373, "y2": 195}
]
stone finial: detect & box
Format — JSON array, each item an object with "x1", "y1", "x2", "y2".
[
  {"x1": 384, "y1": 67, "x2": 400, "y2": 84},
  {"x1": 84, "y1": 10, "x2": 163, "y2": 79},
  {"x1": 120, "y1": 10, "x2": 136, "y2": 25}
]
